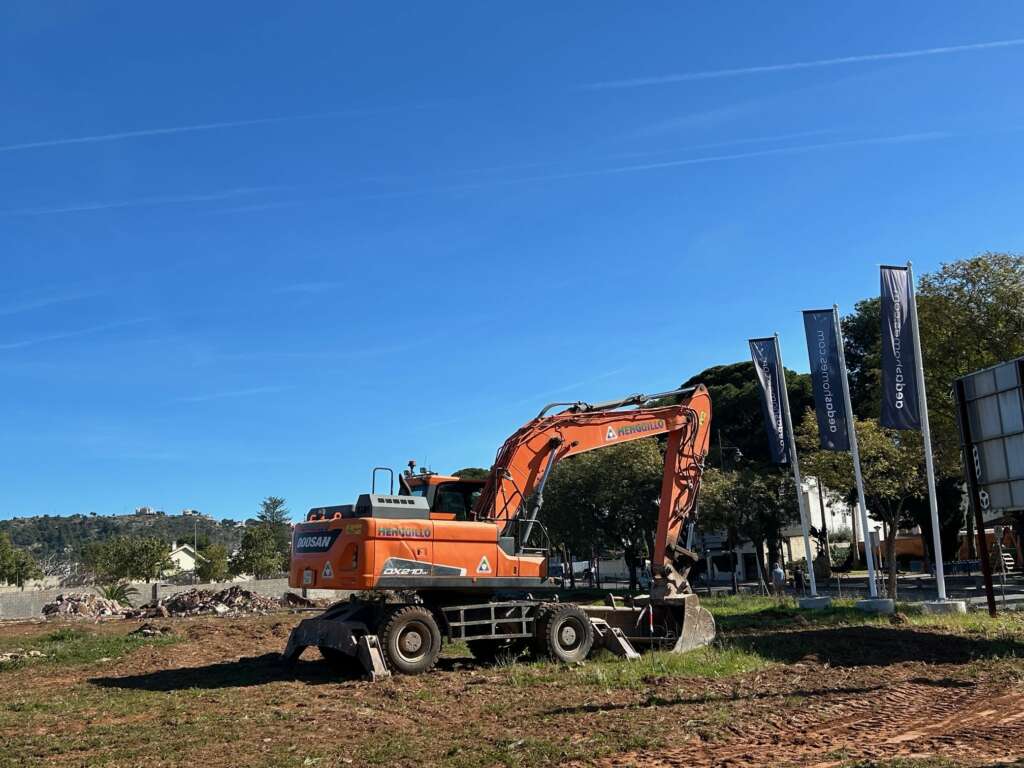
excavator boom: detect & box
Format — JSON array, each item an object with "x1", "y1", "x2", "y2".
[{"x1": 475, "y1": 385, "x2": 711, "y2": 594}]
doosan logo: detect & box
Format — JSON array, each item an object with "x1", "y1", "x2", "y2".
[
  {"x1": 293, "y1": 529, "x2": 341, "y2": 553},
  {"x1": 296, "y1": 535, "x2": 333, "y2": 550}
]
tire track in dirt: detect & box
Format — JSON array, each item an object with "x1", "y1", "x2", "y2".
[{"x1": 596, "y1": 674, "x2": 1024, "y2": 767}]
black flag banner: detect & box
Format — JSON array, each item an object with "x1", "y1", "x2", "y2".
[
  {"x1": 749, "y1": 337, "x2": 788, "y2": 464},
  {"x1": 802, "y1": 310, "x2": 851, "y2": 451},
  {"x1": 880, "y1": 266, "x2": 921, "y2": 429}
]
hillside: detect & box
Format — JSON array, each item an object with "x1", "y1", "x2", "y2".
[{"x1": 0, "y1": 512, "x2": 247, "y2": 562}]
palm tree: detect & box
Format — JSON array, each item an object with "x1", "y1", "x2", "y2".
[{"x1": 95, "y1": 582, "x2": 139, "y2": 607}]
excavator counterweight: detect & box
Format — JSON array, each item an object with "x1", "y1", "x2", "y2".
[{"x1": 282, "y1": 383, "x2": 715, "y2": 678}]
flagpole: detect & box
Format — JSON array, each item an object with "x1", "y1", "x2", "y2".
[
  {"x1": 833, "y1": 304, "x2": 878, "y2": 598},
  {"x1": 906, "y1": 262, "x2": 948, "y2": 601},
  {"x1": 773, "y1": 333, "x2": 818, "y2": 597}
]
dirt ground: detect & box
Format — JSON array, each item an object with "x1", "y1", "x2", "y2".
[{"x1": 0, "y1": 606, "x2": 1022, "y2": 768}]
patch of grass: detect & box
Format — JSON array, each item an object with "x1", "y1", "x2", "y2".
[
  {"x1": 569, "y1": 644, "x2": 771, "y2": 690},
  {"x1": 443, "y1": 640, "x2": 470, "y2": 658},
  {"x1": 705, "y1": 594, "x2": 1024, "y2": 639},
  {"x1": 447, "y1": 736, "x2": 587, "y2": 768},
  {"x1": 0, "y1": 627, "x2": 177, "y2": 672}
]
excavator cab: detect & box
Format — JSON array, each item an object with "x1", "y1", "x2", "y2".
[{"x1": 401, "y1": 467, "x2": 485, "y2": 522}]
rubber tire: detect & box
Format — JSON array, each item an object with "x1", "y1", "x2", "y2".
[
  {"x1": 379, "y1": 605, "x2": 442, "y2": 675},
  {"x1": 536, "y1": 604, "x2": 594, "y2": 664},
  {"x1": 467, "y1": 638, "x2": 529, "y2": 665}
]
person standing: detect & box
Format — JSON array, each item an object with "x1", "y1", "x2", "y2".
[{"x1": 771, "y1": 562, "x2": 786, "y2": 596}]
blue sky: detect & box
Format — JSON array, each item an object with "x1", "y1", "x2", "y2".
[{"x1": 3, "y1": 3, "x2": 1023, "y2": 521}]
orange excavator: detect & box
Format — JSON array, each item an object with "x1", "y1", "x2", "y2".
[{"x1": 283, "y1": 384, "x2": 714, "y2": 678}]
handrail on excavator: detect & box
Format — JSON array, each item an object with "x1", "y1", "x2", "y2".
[{"x1": 535, "y1": 385, "x2": 697, "y2": 418}]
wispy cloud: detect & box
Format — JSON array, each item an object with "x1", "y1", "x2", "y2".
[
  {"x1": 0, "y1": 288, "x2": 103, "y2": 317},
  {"x1": 0, "y1": 115, "x2": 324, "y2": 154},
  {"x1": 0, "y1": 317, "x2": 150, "y2": 351},
  {"x1": 0, "y1": 187, "x2": 282, "y2": 217},
  {"x1": 0, "y1": 103, "x2": 444, "y2": 155},
  {"x1": 634, "y1": 102, "x2": 759, "y2": 138},
  {"x1": 481, "y1": 131, "x2": 951, "y2": 186},
  {"x1": 584, "y1": 37, "x2": 1024, "y2": 90},
  {"x1": 175, "y1": 385, "x2": 293, "y2": 404},
  {"x1": 209, "y1": 130, "x2": 953, "y2": 215}
]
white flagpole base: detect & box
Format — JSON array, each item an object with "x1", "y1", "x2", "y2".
[
  {"x1": 855, "y1": 598, "x2": 895, "y2": 615},
  {"x1": 921, "y1": 600, "x2": 967, "y2": 615},
  {"x1": 798, "y1": 596, "x2": 833, "y2": 610}
]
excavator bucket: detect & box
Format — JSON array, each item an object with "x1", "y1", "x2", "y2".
[
  {"x1": 581, "y1": 593, "x2": 716, "y2": 656},
  {"x1": 670, "y1": 593, "x2": 717, "y2": 653}
]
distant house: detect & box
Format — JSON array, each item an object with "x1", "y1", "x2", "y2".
[
  {"x1": 135, "y1": 506, "x2": 156, "y2": 516},
  {"x1": 166, "y1": 541, "x2": 207, "y2": 574}
]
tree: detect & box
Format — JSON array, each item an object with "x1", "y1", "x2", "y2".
[
  {"x1": 916, "y1": 253, "x2": 1024, "y2": 474},
  {"x1": 230, "y1": 526, "x2": 285, "y2": 579},
  {"x1": 453, "y1": 467, "x2": 489, "y2": 480},
  {"x1": 796, "y1": 411, "x2": 925, "y2": 597},
  {"x1": 81, "y1": 536, "x2": 172, "y2": 583},
  {"x1": 840, "y1": 297, "x2": 883, "y2": 421},
  {"x1": 540, "y1": 440, "x2": 663, "y2": 590},
  {"x1": 683, "y1": 362, "x2": 813, "y2": 468},
  {"x1": 256, "y1": 496, "x2": 291, "y2": 562},
  {"x1": 0, "y1": 533, "x2": 42, "y2": 588},
  {"x1": 698, "y1": 466, "x2": 801, "y2": 588},
  {"x1": 196, "y1": 543, "x2": 230, "y2": 583},
  {"x1": 843, "y1": 253, "x2": 1024, "y2": 478}
]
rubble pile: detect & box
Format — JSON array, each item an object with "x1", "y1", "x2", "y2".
[
  {"x1": 0, "y1": 649, "x2": 45, "y2": 664},
  {"x1": 41, "y1": 593, "x2": 127, "y2": 620},
  {"x1": 132, "y1": 586, "x2": 280, "y2": 618}
]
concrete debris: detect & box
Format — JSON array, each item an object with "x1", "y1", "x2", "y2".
[
  {"x1": 131, "y1": 586, "x2": 280, "y2": 618},
  {"x1": 129, "y1": 623, "x2": 173, "y2": 637},
  {"x1": 42, "y1": 592, "x2": 127, "y2": 620},
  {"x1": 280, "y1": 592, "x2": 318, "y2": 608},
  {"x1": 0, "y1": 649, "x2": 45, "y2": 663}
]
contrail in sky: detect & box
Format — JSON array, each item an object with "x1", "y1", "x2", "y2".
[
  {"x1": 0, "y1": 102, "x2": 442, "y2": 154},
  {"x1": 584, "y1": 37, "x2": 1024, "y2": 89},
  {"x1": 0, "y1": 114, "x2": 325, "y2": 154},
  {"x1": 210, "y1": 131, "x2": 953, "y2": 215},
  {"x1": 0, "y1": 186, "x2": 281, "y2": 217},
  {"x1": 0, "y1": 317, "x2": 149, "y2": 350},
  {"x1": 458, "y1": 131, "x2": 951, "y2": 187}
]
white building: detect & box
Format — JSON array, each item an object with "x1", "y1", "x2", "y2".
[
  {"x1": 166, "y1": 541, "x2": 206, "y2": 574},
  {"x1": 695, "y1": 475, "x2": 864, "y2": 583}
]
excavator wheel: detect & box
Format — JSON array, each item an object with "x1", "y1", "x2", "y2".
[
  {"x1": 379, "y1": 605, "x2": 442, "y2": 675},
  {"x1": 535, "y1": 604, "x2": 594, "y2": 664}
]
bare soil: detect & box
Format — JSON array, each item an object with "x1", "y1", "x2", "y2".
[{"x1": 0, "y1": 611, "x2": 1022, "y2": 767}]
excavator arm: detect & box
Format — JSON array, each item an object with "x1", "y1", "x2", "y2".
[{"x1": 474, "y1": 385, "x2": 712, "y2": 593}]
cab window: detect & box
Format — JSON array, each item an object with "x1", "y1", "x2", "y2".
[{"x1": 433, "y1": 482, "x2": 483, "y2": 521}]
